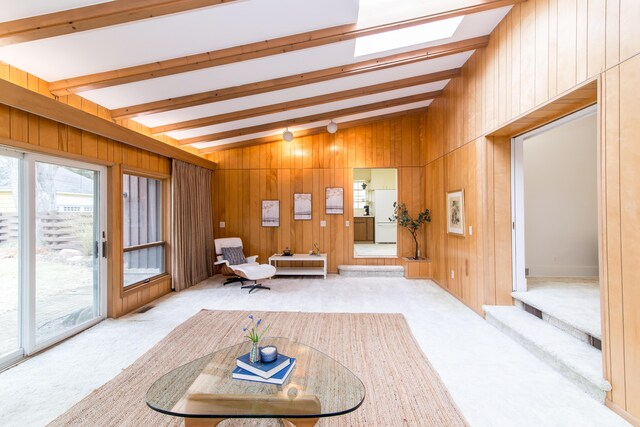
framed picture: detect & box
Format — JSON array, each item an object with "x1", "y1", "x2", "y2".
[
  {"x1": 261, "y1": 200, "x2": 280, "y2": 227},
  {"x1": 446, "y1": 190, "x2": 465, "y2": 236},
  {"x1": 325, "y1": 187, "x2": 343, "y2": 215},
  {"x1": 294, "y1": 193, "x2": 312, "y2": 220}
]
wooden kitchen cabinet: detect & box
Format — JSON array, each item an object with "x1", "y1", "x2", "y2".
[{"x1": 354, "y1": 217, "x2": 374, "y2": 242}]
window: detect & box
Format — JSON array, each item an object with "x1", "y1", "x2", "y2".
[
  {"x1": 355, "y1": 1, "x2": 464, "y2": 56},
  {"x1": 353, "y1": 181, "x2": 367, "y2": 209},
  {"x1": 123, "y1": 174, "x2": 165, "y2": 288}
]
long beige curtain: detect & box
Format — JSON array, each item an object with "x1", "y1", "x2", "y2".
[{"x1": 171, "y1": 159, "x2": 215, "y2": 291}]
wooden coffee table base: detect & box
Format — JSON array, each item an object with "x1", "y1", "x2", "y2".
[
  {"x1": 184, "y1": 417, "x2": 319, "y2": 426},
  {"x1": 181, "y1": 393, "x2": 321, "y2": 427},
  {"x1": 281, "y1": 418, "x2": 320, "y2": 427}
]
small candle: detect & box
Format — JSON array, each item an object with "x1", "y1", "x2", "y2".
[{"x1": 260, "y1": 345, "x2": 277, "y2": 363}]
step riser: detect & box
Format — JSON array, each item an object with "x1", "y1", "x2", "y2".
[
  {"x1": 485, "y1": 311, "x2": 608, "y2": 404},
  {"x1": 339, "y1": 271, "x2": 404, "y2": 277},
  {"x1": 338, "y1": 265, "x2": 404, "y2": 278},
  {"x1": 514, "y1": 300, "x2": 598, "y2": 346}
]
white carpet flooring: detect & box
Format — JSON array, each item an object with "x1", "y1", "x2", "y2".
[{"x1": 0, "y1": 275, "x2": 629, "y2": 427}]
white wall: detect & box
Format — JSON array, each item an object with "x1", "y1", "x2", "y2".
[
  {"x1": 523, "y1": 112, "x2": 598, "y2": 278},
  {"x1": 370, "y1": 168, "x2": 396, "y2": 190},
  {"x1": 353, "y1": 169, "x2": 371, "y2": 181}
]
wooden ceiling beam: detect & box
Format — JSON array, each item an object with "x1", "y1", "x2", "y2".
[
  {"x1": 0, "y1": 78, "x2": 216, "y2": 170},
  {"x1": 111, "y1": 36, "x2": 487, "y2": 119},
  {"x1": 150, "y1": 68, "x2": 460, "y2": 134},
  {"x1": 0, "y1": 0, "x2": 236, "y2": 47},
  {"x1": 179, "y1": 91, "x2": 440, "y2": 145},
  {"x1": 199, "y1": 108, "x2": 428, "y2": 154},
  {"x1": 48, "y1": 0, "x2": 521, "y2": 95}
]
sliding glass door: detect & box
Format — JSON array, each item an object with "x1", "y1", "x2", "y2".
[
  {"x1": 0, "y1": 149, "x2": 107, "y2": 367},
  {"x1": 34, "y1": 161, "x2": 103, "y2": 347},
  {"x1": 0, "y1": 152, "x2": 21, "y2": 366}
]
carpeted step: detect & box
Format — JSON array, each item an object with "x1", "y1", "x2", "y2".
[
  {"x1": 337, "y1": 265, "x2": 404, "y2": 277},
  {"x1": 483, "y1": 305, "x2": 611, "y2": 403},
  {"x1": 512, "y1": 289, "x2": 602, "y2": 343}
]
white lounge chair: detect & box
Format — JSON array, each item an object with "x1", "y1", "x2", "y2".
[{"x1": 214, "y1": 237, "x2": 276, "y2": 293}]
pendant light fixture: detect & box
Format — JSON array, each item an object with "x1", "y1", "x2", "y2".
[
  {"x1": 282, "y1": 127, "x2": 294, "y2": 142},
  {"x1": 327, "y1": 120, "x2": 338, "y2": 134}
]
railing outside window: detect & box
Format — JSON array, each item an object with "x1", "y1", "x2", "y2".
[{"x1": 123, "y1": 174, "x2": 165, "y2": 287}]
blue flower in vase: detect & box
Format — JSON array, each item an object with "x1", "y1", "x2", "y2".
[
  {"x1": 248, "y1": 314, "x2": 254, "y2": 320},
  {"x1": 257, "y1": 319, "x2": 262, "y2": 326}
]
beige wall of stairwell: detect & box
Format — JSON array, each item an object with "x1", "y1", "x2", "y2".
[
  {"x1": 423, "y1": 0, "x2": 640, "y2": 424},
  {"x1": 523, "y1": 112, "x2": 599, "y2": 278}
]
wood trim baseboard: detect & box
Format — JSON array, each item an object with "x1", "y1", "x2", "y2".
[
  {"x1": 431, "y1": 277, "x2": 486, "y2": 317},
  {"x1": 606, "y1": 400, "x2": 640, "y2": 426},
  {"x1": 121, "y1": 273, "x2": 171, "y2": 298}
]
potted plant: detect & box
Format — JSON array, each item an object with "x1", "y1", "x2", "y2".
[
  {"x1": 390, "y1": 202, "x2": 431, "y2": 260},
  {"x1": 243, "y1": 314, "x2": 270, "y2": 363}
]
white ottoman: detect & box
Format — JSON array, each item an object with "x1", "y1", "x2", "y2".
[{"x1": 234, "y1": 263, "x2": 276, "y2": 293}]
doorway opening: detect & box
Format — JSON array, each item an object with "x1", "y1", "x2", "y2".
[
  {"x1": 511, "y1": 105, "x2": 601, "y2": 346},
  {"x1": 353, "y1": 168, "x2": 397, "y2": 258}
]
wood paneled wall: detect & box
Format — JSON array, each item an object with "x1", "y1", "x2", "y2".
[
  {"x1": 601, "y1": 54, "x2": 640, "y2": 424},
  {"x1": 0, "y1": 64, "x2": 175, "y2": 318},
  {"x1": 206, "y1": 114, "x2": 431, "y2": 273},
  {"x1": 423, "y1": 0, "x2": 640, "y2": 423}
]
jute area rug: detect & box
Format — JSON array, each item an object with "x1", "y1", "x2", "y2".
[{"x1": 50, "y1": 310, "x2": 468, "y2": 426}]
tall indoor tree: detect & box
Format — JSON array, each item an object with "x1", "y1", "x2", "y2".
[{"x1": 390, "y1": 202, "x2": 431, "y2": 260}]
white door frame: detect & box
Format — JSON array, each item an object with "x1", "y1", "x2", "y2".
[
  {"x1": 0, "y1": 147, "x2": 108, "y2": 365},
  {"x1": 511, "y1": 105, "x2": 597, "y2": 292},
  {"x1": 25, "y1": 153, "x2": 108, "y2": 355},
  {"x1": 0, "y1": 147, "x2": 26, "y2": 368}
]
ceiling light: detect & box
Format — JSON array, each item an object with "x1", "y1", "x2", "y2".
[
  {"x1": 282, "y1": 128, "x2": 294, "y2": 142},
  {"x1": 354, "y1": 16, "x2": 463, "y2": 57},
  {"x1": 327, "y1": 120, "x2": 338, "y2": 134}
]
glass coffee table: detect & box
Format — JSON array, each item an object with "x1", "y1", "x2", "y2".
[{"x1": 146, "y1": 338, "x2": 365, "y2": 427}]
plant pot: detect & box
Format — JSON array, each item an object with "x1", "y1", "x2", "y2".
[{"x1": 402, "y1": 256, "x2": 428, "y2": 262}]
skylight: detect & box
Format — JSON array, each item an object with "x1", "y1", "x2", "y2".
[{"x1": 354, "y1": 16, "x2": 463, "y2": 57}]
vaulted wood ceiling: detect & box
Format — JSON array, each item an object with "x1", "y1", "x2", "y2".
[{"x1": 0, "y1": 0, "x2": 520, "y2": 153}]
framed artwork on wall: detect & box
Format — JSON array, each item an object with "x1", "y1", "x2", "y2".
[
  {"x1": 325, "y1": 187, "x2": 344, "y2": 215},
  {"x1": 446, "y1": 190, "x2": 465, "y2": 236},
  {"x1": 294, "y1": 193, "x2": 312, "y2": 220},
  {"x1": 261, "y1": 200, "x2": 280, "y2": 227}
]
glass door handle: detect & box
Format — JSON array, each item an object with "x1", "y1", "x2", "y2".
[{"x1": 102, "y1": 241, "x2": 107, "y2": 258}]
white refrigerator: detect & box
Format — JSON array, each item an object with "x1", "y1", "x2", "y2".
[{"x1": 374, "y1": 190, "x2": 397, "y2": 243}]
